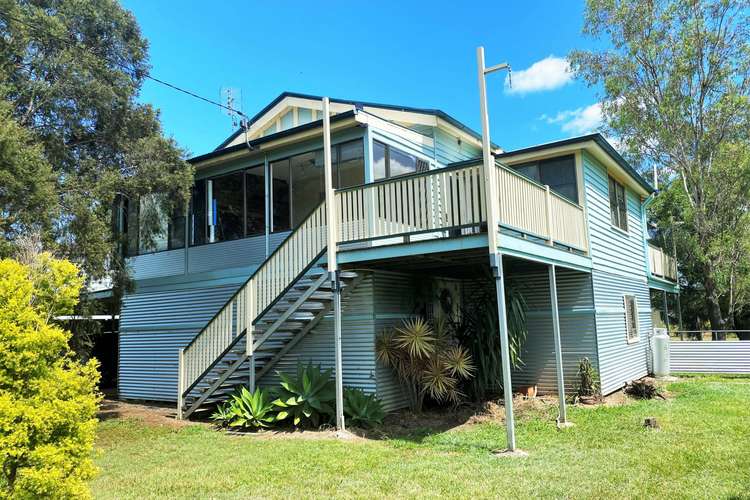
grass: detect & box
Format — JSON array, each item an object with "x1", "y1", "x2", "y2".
[{"x1": 91, "y1": 375, "x2": 750, "y2": 499}]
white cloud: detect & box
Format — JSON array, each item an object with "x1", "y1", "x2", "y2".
[
  {"x1": 541, "y1": 102, "x2": 603, "y2": 135},
  {"x1": 505, "y1": 56, "x2": 573, "y2": 95}
]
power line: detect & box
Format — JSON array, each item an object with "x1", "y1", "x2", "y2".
[{"x1": 0, "y1": 7, "x2": 250, "y2": 120}]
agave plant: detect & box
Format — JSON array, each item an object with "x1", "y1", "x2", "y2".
[
  {"x1": 225, "y1": 386, "x2": 277, "y2": 429},
  {"x1": 273, "y1": 363, "x2": 335, "y2": 428},
  {"x1": 343, "y1": 388, "x2": 386, "y2": 428},
  {"x1": 210, "y1": 401, "x2": 233, "y2": 427}
]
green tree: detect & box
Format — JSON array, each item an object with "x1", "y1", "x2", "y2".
[
  {"x1": 0, "y1": 255, "x2": 100, "y2": 498},
  {"x1": 0, "y1": 0, "x2": 193, "y2": 295},
  {"x1": 570, "y1": 0, "x2": 750, "y2": 333},
  {"x1": 0, "y1": 101, "x2": 56, "y2": 258}
]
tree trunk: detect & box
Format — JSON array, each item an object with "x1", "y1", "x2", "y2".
[{"x1": 703, "y1": 270, "x2": 726, "y2": 341}]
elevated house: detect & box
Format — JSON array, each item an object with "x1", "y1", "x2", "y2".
[{"x1": 113, "y1": 92, "x2": 679, "y2": 419}]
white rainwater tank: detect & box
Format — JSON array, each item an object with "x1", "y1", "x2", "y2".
[{"x1": 652, "y1": 328, "x2": 671, "y2": 377}]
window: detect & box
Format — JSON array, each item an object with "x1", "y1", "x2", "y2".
[
  {"x1": 334, "y1": 140, "x2": 365, "y2": 188},
  {"x1": 372, "y1": 140, "x2": 426, "y2": 180},
  {"x1": 209, "y1": 171, "x2": 244, "y2": 243},
  {"x1": 118, "y1": 194, "x2": 185, "y2": 256},
  {"x1": 190, "y1": 179, "x2": 207, "y2": 246},
  {"x1": 271, "y1": 139, "x2": 365, "y2": 232},
  {"x1": 609, "y1": 176, "x2": 628, "y2": 231},
  {"x1": 511, "y1": 154, "x2": 578, "y2": 203},
  {"x1": 623, "y1": 295, "x2": 639, "y2": 343},
  {"x1": 188, "y1": 139, "x2": 364, "y2": 239},
  {"x1": 245, "y1": 166, "x2": 265, "y2": 236},
  {"x1": 290, "y1": 150, "x2": 324, "y2": 227}
]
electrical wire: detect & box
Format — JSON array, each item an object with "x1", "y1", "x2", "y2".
[{"x1": 0, "y1": 7, "x2": 250, "y2": 120}]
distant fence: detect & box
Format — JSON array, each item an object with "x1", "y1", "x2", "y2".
[{"x1": 670, "y1": 340, "x2": 750, "y2": 374}]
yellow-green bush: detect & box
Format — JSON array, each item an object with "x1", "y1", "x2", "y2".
[{"x1": 0, "y1": 256, "x2": 100, "y2": 498}]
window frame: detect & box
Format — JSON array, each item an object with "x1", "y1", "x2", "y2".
[
  {"x1": 372, "y1": 139, "x2": 428, "y2": 181},
  {"x1": 608, "y1": 175, "x2": 629, "y2": 232},
  {"x1": 510, "y1": 154, "x2": 579, "y2": 204},
  {"x1": 623, "y1": 294, "x2": 640, "y2": 343}
]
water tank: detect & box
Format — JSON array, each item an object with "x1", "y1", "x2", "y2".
[{"x1": 652, "y1": 328, "x2": 670, "y2": 377}]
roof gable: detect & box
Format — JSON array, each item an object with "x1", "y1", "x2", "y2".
[{"x1": 215, "y1": 91, "x2": 490, "y2": 152}]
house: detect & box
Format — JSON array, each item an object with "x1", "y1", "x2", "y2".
[{"x1": 113, "y1": 92, "x2": 679, "y2": 419}]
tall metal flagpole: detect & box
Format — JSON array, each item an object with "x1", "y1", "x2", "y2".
[
  {"x1": 323, "y1": 97, "x2": 345, "y2": 432},
  {"x1": 477, "y1": 46, "x2": 518, "y2": 453}
]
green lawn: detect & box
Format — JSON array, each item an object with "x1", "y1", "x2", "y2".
[{"x1": 91, "y1": 376, "x2": 750, "y2": 499}]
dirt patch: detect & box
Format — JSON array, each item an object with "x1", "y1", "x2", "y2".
[{"x1": 98, "y1": 398, "x2": 198, "y2": 429}]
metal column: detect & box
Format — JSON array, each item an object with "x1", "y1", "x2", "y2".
[
  {"x1": 322, "y1": 97, "x2": 345, "y2": 432},
  {"x1": 478, "y1": 46, "x2": 517, "y2": 452},
  {"x1": 548, "y1": 265, "x2": 568, "y2": 425}
]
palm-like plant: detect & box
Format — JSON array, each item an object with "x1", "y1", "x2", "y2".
[
  {"x1": 375, "y1": 318, "x2": 475, "y2": 411},
  {"x1": 394, "y1": 318, "x2": 435, "y2": 359}
]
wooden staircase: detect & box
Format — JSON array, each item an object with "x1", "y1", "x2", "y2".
[{"x1": 179, "y1": 266, "x2": 362, "y2": 418}]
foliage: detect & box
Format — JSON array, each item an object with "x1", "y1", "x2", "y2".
[
  {"x1": 375, "y1": 318, "x2": 475, "y2": 411},
  {"x1": 450, "y1": 274, "x2": 527, "y2": 401},
  {"x1": 570, "y1": 0, "x2": 750, "y2": 333},
  {"x1": 0, "y1": 257, "x2": 100, "y2": 498},
  {"x1": 576, "y1": 357, "x2": 600, "y2": 398},
  {"x1": 343, "y1": 388, "x2": 385, "y2": 428},
  {"x1": 0, "y1": 102, "x2": 56, "y2": 258},
  {"x1": 273, "y1": 363, "x2": 336, "y2": 428},
  {"x1": 210, "y1": 402, "x2": 233, "y2": 428},
  {"x1": 211, "y1": 387, "x2": 277, "y2": 430},
  {"x1": 625, "y1": 380, "x2": 661, "y2": 400},
  {"x1": 0, "y1": 0, "x2": 194, "y2": 344}
]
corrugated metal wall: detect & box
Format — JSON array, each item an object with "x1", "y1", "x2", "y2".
[
  {"x1": 258, "y1": 273, "x2": 377, "y2": 392},
  {"x1": 509, "y1": 267, "x2": 598, "y2": 394},
  {"x1": 126, "y1": 232, "x2": 291, "y2": 281},
  {"x1": 671, "y1": 341, "x2": 750, "y2": 374},
  {"x1": 119, "y1": 281, "x2": 241, "y2": 401},
  {"x1": 583, "y1": 152, "x2": 653, "y2": 394},
  {"x1": 373, "y1": 271, "x2": 414, "y2": 411}
]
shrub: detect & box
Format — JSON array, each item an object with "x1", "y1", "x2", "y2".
[
  {"x1": 343, "y1": 388, "x2": 385, "y2": 428},
  {"x1": 375, "y1": 318, "x2": 475, "y2": 411},
  {"x1": 0, "y1": 257, "x2": 100, "y2": 498},
  {"x1": 273, "y1": 363, "x2": 335, "y2": 428},
  {"x1": 211, "y1": 387, "x2": 277, "y2": 429},
  {"x1": 625, "y1": 379, "x2": 661, "y2": 399},
  {"x1": 451, "y1": 277, "x2": 527, "y2": 401},
  {"x1": 576, "y1": 357, "x2": 600, "y2": 398}
]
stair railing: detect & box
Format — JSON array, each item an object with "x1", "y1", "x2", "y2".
[{"x1": 178, "y1": 200, "x2": 328, "y2": 413}]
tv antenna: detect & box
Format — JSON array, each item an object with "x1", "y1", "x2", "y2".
[{"x1": 220, "y1": 87, "x2": 243, "y2": 129}]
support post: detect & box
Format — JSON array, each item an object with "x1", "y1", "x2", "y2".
[
  {"x1": 323, "y1": 97, "x2": 345, "y2": 432},
  {"x1": 548, "y1": 265, "x2": 568, "y2": 425},
  {"x1": 177, "y1": 348, "x2": 185, "y2": 420},
  {"x1": 247, "y1": 330, "x2": 255, "y2": 392},
  {"x1": 663, "y1": 289, "x2": 670, "y2": 330},
  {"x1": 478, "y1": 46, "x2": 517, "y2": 452},
  {"x1": 247, "y1": 278, "x2": 257, "y2": 392},
  {"x1": 491, "y1": 252, "x2": 516, "y2": 451}
]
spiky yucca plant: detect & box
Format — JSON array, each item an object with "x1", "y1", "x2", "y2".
[{"x1": 375, "y1": 318, "x2": 475, "y2": 411}]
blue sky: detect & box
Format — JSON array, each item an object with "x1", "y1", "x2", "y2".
[{"x1": 122, "y1": 1, "x2": 605, "y2": 157}]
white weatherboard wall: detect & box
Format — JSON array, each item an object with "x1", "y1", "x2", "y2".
[
  {"x1": 583, "y1": 152, "x2": 653, "y2": 394},
  {"x1": 510, "y1": 267, "x2": 598, "y2": 394}
]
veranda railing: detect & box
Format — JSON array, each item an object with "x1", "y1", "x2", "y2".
[{"x1": 178, "y1": 162, "x2": 590, "y2": 410}]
